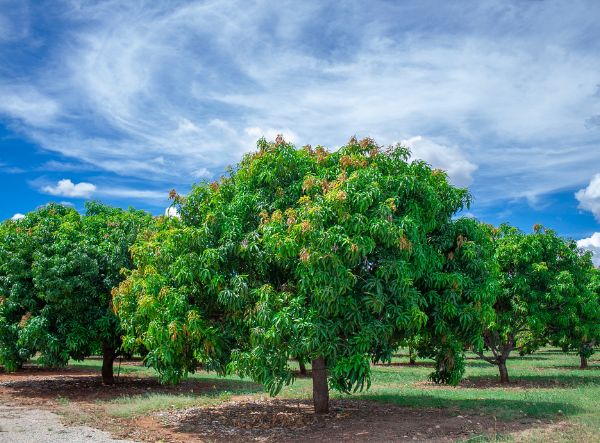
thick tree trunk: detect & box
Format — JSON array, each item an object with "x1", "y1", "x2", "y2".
[
  {"x1": 312, "y1": 357, "x2": 329, "y2": 414},
  {"x1": 498, "y1": 360, "x2": 509, "y2": 383},
  {"x1": 102, "y1": 342, "x2": 116, "y2": 385},
  {"x1": 299, "y1": 359, "x2": 307, "y2": 376},
  {"x1": 580, "y1": 354, "x2": 588, "y2": 369},
  {"x1": 408, "y1": 347, "x2": 416, "y2": 365}
]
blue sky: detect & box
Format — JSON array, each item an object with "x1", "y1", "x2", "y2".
[{"x1": 0, "y1": 0, "x2": 599, "y2": 263}]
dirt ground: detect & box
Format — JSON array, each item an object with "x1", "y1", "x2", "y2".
[
  {"x1": 0, "y1": 405, "x2": 134, "y2": 443},
  {"x1": 0, "y1": 365, "x2": 570, "y2": 442}
]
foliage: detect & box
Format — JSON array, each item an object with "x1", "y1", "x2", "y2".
[
  {"x1": 550, "y1": 265, "x2": 600, "y2": 364},
  {"x1": 418, "y1": 217, "x2": 498, "y2": 384},
  {"x1": 0, "y1": 202, "x2": 152, "y2": 377},
  {"x1": 475, "y1": 224, "x2": 597, "y2": 380},
  {"x1": 115, "y1": 136, "x2": 488, "y2": 406}
]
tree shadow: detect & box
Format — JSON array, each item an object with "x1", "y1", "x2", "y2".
[
  {"x1": 0, "y1": 370, "x2": 262, "y2": 404},
  {"x1": 163, "y1": 396, "x2": 573, "y2": 442},
  {"x1": 459, "y1": 373, "x2": 600, "y2": 389},
  {"x1": 465, "y1": 355, "x2": 552, "y2": 362},
  {"x1": 359, "y1": 392, "x2": 582, "y2": 423},
  {"x1": 375, "y1": 361, "x2": 435, "y2": 368},
  {"x1": 463, "y1": 360, "x2": 496, "y2": 368},
  {"x1": 551, "y1": 365, "x2": 600, "y2": 371}
]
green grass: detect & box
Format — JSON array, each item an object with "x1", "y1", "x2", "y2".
[
  {"x1": 64, "y1": 349, "x2": 599, "y2": 441},
  {"x1": 105, "y1": 392, "x2": 232, "y2": 418}
]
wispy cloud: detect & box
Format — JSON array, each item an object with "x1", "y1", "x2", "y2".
[
  {"x1": 0, "y1": 0, "x2": 599, "y2": 207},
  {"x1": 0, "y1": 162, "x2": 25, "y2": 174}
]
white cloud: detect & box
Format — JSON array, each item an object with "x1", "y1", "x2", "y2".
[
  {"x1": 401, "y1": 136, "x2": 477, "y2": 187},
  {"x1": 10, "y1": 213, "x2": 25, "y2": 221},
  {"x1": 41, "y1": 179, "x2": 96, "y2": 198},
  {"x1": 577, "y1": 232, "x2": 600, "y2": 267},
  {"x1": 575, "y1": 174, "x2": 600, "y2": 221},
  {"x1": 164, "y1": 206, "x2": 180, "y2": 218}
]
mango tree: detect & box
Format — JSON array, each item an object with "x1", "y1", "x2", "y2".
[
  {"x1": 476, "y1": 224, "x2": 593, "y2": 382},
  {"x1": 549, "y1": 264, "x2": 599, "y2": 369},
  {"x1": 415, "y1": 217, "x2": 498, "y2": 385},
  {"x1": 0, "y1": 214, "x2": 39, "y2": 370},
  {"x1": 0, "y1": 203, "x2": 152, "y2": 384},
  {"x1": 116, "y1": 136, "x2": 486, "y2": 413}
]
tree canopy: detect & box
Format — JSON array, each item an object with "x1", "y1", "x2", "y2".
[
  {"x1": 115, "y1": 137, "x2": 497, "y2": 412},
  {"x1": 474, "y1": 224, "x2": 598, "y2": 382},
  {"x1": 0, "y1": 202, "x2": 153, "y2": 383}
]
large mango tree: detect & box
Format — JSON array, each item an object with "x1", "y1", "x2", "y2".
[{"x1": 115, "y1": 137, "x2": 494, "y2": 412}]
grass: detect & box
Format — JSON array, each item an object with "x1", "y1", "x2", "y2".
[
  {"x1": 105, "y1": 392, "x2": 232, "y2": 417},
  {"x1": 63, "y1": 348, "x2": 599, "y2": 441}
]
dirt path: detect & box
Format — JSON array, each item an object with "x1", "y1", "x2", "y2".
[{"x1": 0, "y1": 405, "x2": 137, "y2": 443}]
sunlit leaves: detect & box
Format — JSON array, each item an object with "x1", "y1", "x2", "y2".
[{"x1": 114, "y1": 136, "x2": 482, "y2": 396}]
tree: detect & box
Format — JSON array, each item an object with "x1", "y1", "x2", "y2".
[
  {"x1": 415, "y1": 217, "x2": 498, "y2": 385},
  {"x1": 0, "y1": 216, "x2": 39, "y2": 371},
  {"x1": 549, "y1": 264, "x2": 599, "y2": 369},
  {"x1": 475, "y1": 224, "x2": 594, "y2": 382},
  {"x1": 116, "y1": 136, "x2": 479, "y2": 413},
  {"x1": 81, "y1": 202, "x2": 155, "y2": 383},
  {"x1": 0, "y1": 203, "x2": 152, "y2": 384}
]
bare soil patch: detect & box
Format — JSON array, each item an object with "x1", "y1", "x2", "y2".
[{"x1": 152, "y1": 398, "x2": 558, "y2": 442}]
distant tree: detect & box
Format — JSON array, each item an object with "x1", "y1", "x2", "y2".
[
  {"x1": 81, "y1": 202, "x2": 155, "y2": 383},
  {"x1": 416, "y1": 217, "x2": 498, "y2": 385},
  {"x1": 549, "y1": 264, "x2": 599, "y2": 369},
  {"x1": 475, "y1": 224, "x2": 594, "y2": 382},
  {"x1": 116, "y1": 137, "x2": 483, "y2": 413},
  {"x1": 0, "y1": 203, "x2": 152, "y2": 384}
]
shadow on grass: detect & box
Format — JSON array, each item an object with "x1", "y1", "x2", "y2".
[
  {"x1": 374, "y1": 361, "x2": 435, "y2": 368},
  {"x1": 460, "y1": 373, "x2": 600, "y2": 388},
  {"x1": 0, "y1": 370, "x2": 262, "y2": 403},
  {"x1": 360, "y1": 392, "x2": 582, "y2": 420},
  {"x1": 465, "y1": 355, "x2": 552, "y2": 362},
  {"x1": 551, "y1": 365, "x2": 600, "y2": 371}
]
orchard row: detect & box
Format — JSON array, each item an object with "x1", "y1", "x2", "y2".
[{"x1": 1, "y1": 137, "x2": 598, "y2": 413}]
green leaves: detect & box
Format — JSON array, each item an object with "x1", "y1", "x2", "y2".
[
  {"x1": 0, "y1": 202, "x2": 153, "y2": 372},
  {"x1": 113, "y1": 136, "x2": 482, "y2": 398}
]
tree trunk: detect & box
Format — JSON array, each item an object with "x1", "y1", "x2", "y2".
[
  {"x1": 299, "y1": 359, "x2": 307, "y2": 376},
  {"x1": 580, "y1": 354, "x2": 588, "y2": 369},
  {"x1": 408, "y1": 347, "x2": 416, "y2": 365},
  {"x1": 102, "y1": 342, "x2": 116, "y2": 385},
  {"x1": 312, "y1": 357, "x2": 329, "y2": 413},
  {"x1": 498, "y1": 360, "x2": 509, "y2": 383}
]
